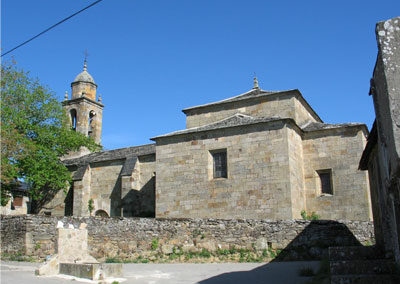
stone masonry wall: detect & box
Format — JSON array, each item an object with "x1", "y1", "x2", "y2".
[
  {"x1": 39, "y1": 155, "x2": 156, "y2": 218},
  {"x1": 1, "y1": 215, "x2": 374, "y2": 262},
  {"x1": 73, "y1": 165, "x2": 91, "y2": 217},
  {"x1": 63, "y1": 98, "x2": 103, "y2": 145},
  {"x1": 185, "y1": 93, "x2": 318, "y2": 129},
  {"x1": 303, "y1": 127, "x2": 372, "y2": 221},
  {"x1": 1, "y1": 216, "x2": 27, "y2": 255},
  {"x1": 90, "y1": 160, "x2": 124, "y2": 217},
  {"x1": 122, "y1": 155, "x2": 156, "y2": 217},
  {"x1": 156, "y1": 121, "x2": 294, "y2": 220},
  {"x1": 287, "y1": 126, "x2": 306, "y2": 219},
  {"x1": 369, "y1": 17, "x2": 400, "y2": 264}
]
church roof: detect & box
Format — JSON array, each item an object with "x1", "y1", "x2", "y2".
[
  {"x1": 151, "y1": 114, "x2": 367, "y2": 140},
  {"x1": 182, "y1": 87, "x2": 323, "y2": 123},
  {"x1": 72, "y1": 59, "x2": 96, "y2": 85},
  {"x1": 182, "y1": 88, "x2": 277, "y2": 113},
  {"x1": 301, "y1": 121, "x2": 367, "y2": 132},
  {"x1": 151, "y1": 114, "x2": 287, "y2": 140},
  {"x1": 63, "y1": 143, "x2": 155, "y2": 167}
]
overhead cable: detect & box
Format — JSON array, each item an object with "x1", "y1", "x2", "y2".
[{"x1": 1, "y1": 0, "x2": 103, "y2": 57}]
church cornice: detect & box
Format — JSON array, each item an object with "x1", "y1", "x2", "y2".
[
  {"x1": 62, "y1": 96, "x2": 104, "y2": 108},
  {"x1": 151, "y1": 113, "x2": 367, "y2": 142}
]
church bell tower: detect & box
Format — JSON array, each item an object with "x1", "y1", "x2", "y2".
[{"x1": 62, "y1": 59, "x2": 104, "y2": 145}]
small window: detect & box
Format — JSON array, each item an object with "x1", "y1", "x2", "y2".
[
  {"x1": 212, "y1": 150, "x2": 227, "y2": 178},
  {"x1": 317, "y1": 169, "x2": 333, "y2": 195}
]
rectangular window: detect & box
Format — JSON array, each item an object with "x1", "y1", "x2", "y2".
[
  {"x1": 212, "y1": 150, "x2": 227, "y2": 178},
  {"x1": 317, "y1": 169, "x2": 333, "y2": 195}
]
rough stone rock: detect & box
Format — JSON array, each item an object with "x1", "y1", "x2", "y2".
[
  {"x1": 254, "y1": 237, "x2": 269, "y2": 251},
  {"x1": 182, "y1": 244, "x2": 196, "y2": 252},
  {"x1": 161, "y1": 244, "x2": 174, "y2": 255},
  {"x1": 197, "y1": 241, "x2": 216, "y2": 251},
  {"x1": 1, "y1": 215, "x2": 375, "y2": 261}
]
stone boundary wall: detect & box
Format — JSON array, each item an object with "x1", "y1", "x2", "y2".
[{"x1": 1, "y1": 215, "x2": 374, "y2": 261}]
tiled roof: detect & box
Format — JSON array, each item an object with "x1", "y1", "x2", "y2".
[
  {"x1": 151, "y1": 114, "x2": 285, "y2": 140},
  {"x1": 182, "y1": 88, "x2": 285, "y2": 113},
  {"x1": 72, "y1": 164, "x2": 89, "y2": 181},
  {"x1": 63, "y1": 144, "x2": 155, "y2": 166},
  {"x1": 121, "y1": 157, "x2": 138, "y2": 176},
  {"x1": 152, "y1": 114, "x2": 367, "y2": 140},
  {"x1": 302, "y1": 122, "x2": 366, "y2": 132}
]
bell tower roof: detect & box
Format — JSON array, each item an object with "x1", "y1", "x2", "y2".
[{"x1": 73, "y1": 58, "x2": 96, "y2": 85}]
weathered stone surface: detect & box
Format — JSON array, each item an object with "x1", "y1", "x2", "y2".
[
  {"x1": 1, "y1": 215, "x2": 374, "y2": 261},
  {"x1": 161, "y1": 244, "x2": 174, "y2": 255},
  {"x1": 182, "y1": 89, "x2": 320, "y2": 128},
  {"x1": 254, "y1": 237, "x2": 269, "y2": 251},
  {"x1": 197, "y1": 241, "x2": 217, "y2": 252},
  {"x1": 35, "y1": 223, "x2": 98, "y2": 276},
  {"x1": 359, "y1": 16, "x2": 400, "y2": 267},
  {"x1": 59, "y1": 263, "x2": 122, "y2": 280},
  {"x1": 40, "y1": 148, "x2": 156, "y2": 218},
  {"x1": 154, "y1": 116, "x2": 370, "y2": 220}
]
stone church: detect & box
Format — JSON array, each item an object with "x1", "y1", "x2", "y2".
[{"x1": 41, "y1": 60, "x2": 373, "y2": 221}]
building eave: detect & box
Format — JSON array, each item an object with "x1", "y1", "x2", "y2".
[
  {"x1": 181, "y1": 88, "x2": 323, "y2": 123},
  {"x1": 62, "y1": 96, "x2": 104, "y2": 108},
  {"x1": 151, "y1": 114, "x2": 300, "y2": 141},
  {"x1": 63, "y1": 143, "x2": 155, "y2": 167}
]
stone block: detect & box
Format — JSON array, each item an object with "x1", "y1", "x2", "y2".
[
  {"x1": 161, "y1": 244, "x2": 174, "y2": 255},
  {"x1": 254, "y1": 237, "x2": 269, "y2": 251},
  {"x1": 59, "y1": 263, "x2": 122, "y2": 280},
  {"x1": 197, "y1": 240, "x2": 216, "y2": 252}
]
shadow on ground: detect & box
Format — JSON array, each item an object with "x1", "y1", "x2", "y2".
[{"x1": 198, "y1": 220, "x2": 362, "y2": 284}]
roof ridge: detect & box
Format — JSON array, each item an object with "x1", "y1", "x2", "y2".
[
  {"x1": 302, "y1": 121, "x2": 367, "y2": 132},
  {"x1": 151, "y1": 114, "x2": 285, "y2": 140},
  {"x1": 62, "y1": 143, "x2": 156, "y2": 166},
  {"x1": 182, "y1": 88, "x2": 288, "y2": 113},
  {"x1": 168, "y1": 113, "x2": 255, "y2": 134}
]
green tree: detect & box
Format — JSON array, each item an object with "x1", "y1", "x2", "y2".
[{"x1": 1, "y1": 61, "x2": 101, "y2": 209}]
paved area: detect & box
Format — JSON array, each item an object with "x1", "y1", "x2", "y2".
[{"x1": 0, "y1": 260, "x2": 320, "y2": 284}]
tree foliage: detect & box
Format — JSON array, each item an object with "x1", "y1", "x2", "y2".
[{"x1": 1, "y1": 61, "x2": 101, "y2": 207}]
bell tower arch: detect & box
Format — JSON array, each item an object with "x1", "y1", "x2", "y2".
[{"x1": 62, "y1": 59, "x2": 104, "y2": 145}]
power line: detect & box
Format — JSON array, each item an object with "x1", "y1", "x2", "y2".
[{"x1": 1, "y1": 0, "x2": 103, "y2": 57}]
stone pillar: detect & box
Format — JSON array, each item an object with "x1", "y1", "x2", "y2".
[{"x1": 73, "y1": 166, "x2": 91, "y2": 217}]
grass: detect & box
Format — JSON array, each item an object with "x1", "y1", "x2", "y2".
[
  {"x1": 105, "y1": 257, "x2": 121, "y2": 263},
  {"x1": 1, "y1": 253, "x2": 36, "y2": 262},
  {"x1": 363, "y1": 239, "x2": 375, "y2": 246},
  {"x1": 301, "y1": 210, "x2": 320, "y2": 221},
  {"x1": 151, "y1": 238, "x2": 159, "y2": 250},
  {"x1": 101, "y1": 246, "x2": 283, "y2": 264}
]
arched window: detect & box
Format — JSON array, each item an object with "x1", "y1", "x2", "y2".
[
  {"x1": 95, "y1": 209, "x2": 109, "y2": 218},
  {"x1": 88, "y1": 110, "x2": 96, "y2": 137},
  {"x1": 70, "y1": 109, "x2": 77, "y2": 131}
]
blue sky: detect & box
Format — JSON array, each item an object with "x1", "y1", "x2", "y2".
[{"x1": 2, "y1": 1, "x2": 399, "y2": 150}]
